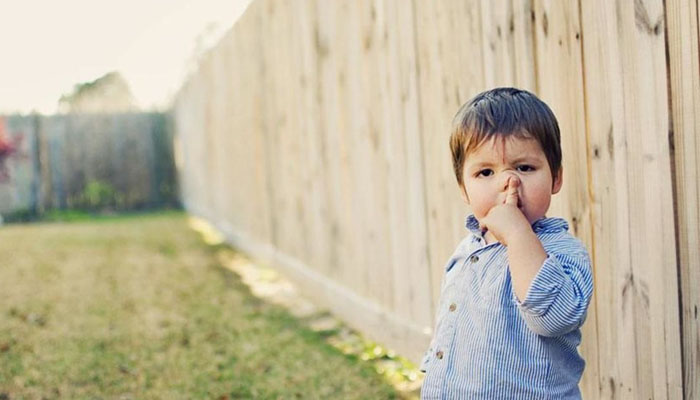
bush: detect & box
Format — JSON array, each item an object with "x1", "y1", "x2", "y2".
[{"x1": 80, "y1": 180, "x2": 123, "y2": 210}]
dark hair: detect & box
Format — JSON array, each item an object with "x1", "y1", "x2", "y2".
[{"x1": 449, "y1": 87, "x2": 562, "y2": 187}]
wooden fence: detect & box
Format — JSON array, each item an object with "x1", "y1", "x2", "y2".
[
  {"x1": 0, "y1": 113, "x2": 176, "y2": 216},
  {"x1": 173, "y1": 0, "x2": 699, "y2": 398}
]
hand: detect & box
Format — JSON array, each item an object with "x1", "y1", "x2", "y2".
[{"x1": 480, "y1": 176, "x2": 531, "y2": 246}]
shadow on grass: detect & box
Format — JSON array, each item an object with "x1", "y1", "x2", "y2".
[
  {"x1": 0, "y1": 211, "x2": 413, "y2": 399},
  {"x1": 192, "y1": 217, "x2": 423, "y2": 399}
]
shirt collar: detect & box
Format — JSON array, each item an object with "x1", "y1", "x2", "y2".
[{"x1": 465, "y1": 214, "x2": 569, "y2": 236}]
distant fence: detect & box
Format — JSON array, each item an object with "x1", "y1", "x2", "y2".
[
  {"x1": 0, "y1": 113, "x2": 177, "y2": 216},
  {"x1": 174, "y1": 1, "x2": 699, "y2": 398}
]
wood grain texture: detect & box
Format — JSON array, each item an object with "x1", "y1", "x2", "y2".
[
  {"x1": 531, "y1": 1, "x2": 599, "y2": 397},
  {"x1": 412, "y1": 0, "x2": 485, "y2": 315},
  {"x1": 580, "y1": 0, "x2": 683, "y2": 397},
  {"x1": 480, "y1": 0, "x2": 537, "y2": 90},
  {"x1": 665, "y1": 0, "x2": 700, "y2": 397},
  {"x1": 173, "y1": 3, "x2": 694, "y2": 397}
]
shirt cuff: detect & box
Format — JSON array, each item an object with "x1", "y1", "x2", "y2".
[{"x1": 514, "y1": 253, "x2": 568, "y2": 316}]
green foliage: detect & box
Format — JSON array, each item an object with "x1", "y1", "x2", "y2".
[
  {"x1": 1, "y1": 209, "x2": 184, "y2": 225},
  {"x1": 79, "y1": 180, "x2": 123, "y2": 210},
  {"x1": 57, "y1": 71, "x2": 136, "y2": 113},
  {"x1": 2, "y1": 209, "x2": 95, "y2": 224},
  {"x1": 1, "y1": 208, "x2": 36, "y2": 223},
  {"x1": 41, "y1": 209, "x2": 94, "y2": 222}
]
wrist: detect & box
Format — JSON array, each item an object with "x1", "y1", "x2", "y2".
[
  {"x1": 502, "y1": 218, "x2": 534, "y2": 246},
  {"x1": 505, "y1": 225, "x2": 541, "y2": 253},
  {"x1": 506, "y1": 228, "x2": 547, "y2": 300}
]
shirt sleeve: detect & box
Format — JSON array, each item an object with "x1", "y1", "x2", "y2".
[{"x1": 514, "y1": 249, "x2": 593, "y2": 337}]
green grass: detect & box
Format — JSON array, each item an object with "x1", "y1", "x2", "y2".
[
  {"x1": 0, "y1": 212, "x2": 400, "y2": 399},
  {"x1": 2, "y1": 208, "x2": 183, "y2": 224}
]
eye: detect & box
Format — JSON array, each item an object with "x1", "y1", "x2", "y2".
[
  {"x1": 516, "y1": 165, "x2": 535, "y2": 172},
  {"x1": 477, "y1": 169, "x2": 494, "y2": 177}
]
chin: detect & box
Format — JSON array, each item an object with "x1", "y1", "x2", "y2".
[{"x1": 524, "y1": 213, "x2": 546, "y2": 225}]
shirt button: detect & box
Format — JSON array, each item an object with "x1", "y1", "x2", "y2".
[
  {"x1": 449, "y1": 303, "x2": 457, "y2": 312},
  {"x1": 470, "y1": 255, "x2": 479, "y2": 263},
  {"x1": 436, "y1": 350, "x2": 444, "y2": 359}
]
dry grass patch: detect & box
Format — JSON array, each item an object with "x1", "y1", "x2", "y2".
[{"x1": 0, "y1": 212, "x2": 400, "y2": 399}]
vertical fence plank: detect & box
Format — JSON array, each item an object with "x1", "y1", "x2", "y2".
[
  {"x1": 311, "y1": 0, "x2": 359, "y2": 294},
  {"x1": 176, "y1": 71, "x2": 211, "y2": 216},
  {"x1": 261, "y1": 0, "x2": 302, "y2": 261},
  {"x1": 480, "y1": 0, "x2": 537, "y2": 90},
  {"x1": 531, "y1": 1, "x2": 600, "y2": 395},
  {"x1": 413, "y1": 0, "x2": 485, "y2": 313},
  {"x1": 481, "y1": 0, "x2": 515, "y2": 87},
  {"x1": 221, "y1": 27, "x2": 250, "y2": 238},
  {"x1": 208, "y1": 40, "x2": 230, "y2": 224},
  {"x1": 292, "y1": 0, "x2": 334, "y2": 282},
  {"x1": 240, "y1": 0, "x2": 273, "y2": 244},
  {"x1": 48, "y1": 116, "x2": 67, "y2": 209},
  {"x1": 666, "y1": 0, "x2": 700, "y2": 397},
  {"x1": 379, "y1": 0, "x2": 433, "y2": 335},
  {"x1": 581, "y1": 0, "x2": 683, "y2": 397},
  {"x1": 0, "y1": 116, "x2": 37, "y2": 213},
  {"x1": 36, "y1": 116, "x2": 52, "y2": 212},
  {"x1": 332, "y1": 0, "x2": 390, "y2": 305},
  {"x1": 200, "y1": 54, "x2": 217, "y2": 220}
]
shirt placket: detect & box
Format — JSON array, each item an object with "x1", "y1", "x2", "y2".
[{"x1": 431, "y1": 239, "x2": 487, "y2": 392}]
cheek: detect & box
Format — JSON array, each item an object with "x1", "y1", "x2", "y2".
[
  {"x1": 464, "y1": 182, "x2": 497, "y2": 214},
  {"x1": 521, "y1": 181, "x2": 552, "y2": 208}
]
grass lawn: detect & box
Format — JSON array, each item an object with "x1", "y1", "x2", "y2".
[{"x1": 0, "y1": 211, "x2": 404, "y2": 399}]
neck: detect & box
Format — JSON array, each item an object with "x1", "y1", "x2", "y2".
[{"x1": 484, "y1": 230, "x2": 498, "y2": 245}]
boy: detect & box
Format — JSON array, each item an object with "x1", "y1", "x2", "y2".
[{"x1": 420, "y1": 88, "x2": 593, "y2": 399}]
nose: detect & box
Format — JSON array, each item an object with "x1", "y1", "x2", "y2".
[{"x1": 500, "y1": 171, "x2": 520, "y2": 191}]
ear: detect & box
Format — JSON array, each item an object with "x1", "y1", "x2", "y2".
[
  {"x1": 459, "y1": 183, "x2": 470, "y2": 204},
  {"x1": 552, "y1": 167, "x2": 563, "y2": 194}
]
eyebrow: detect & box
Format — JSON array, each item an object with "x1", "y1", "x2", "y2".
[
  {"x1": 468, "y1": 157, "x2": 542, "y2": 169},
  {"x1": 469, "y1": 161, "x2": 495, "y2": 169},
  {"x1": 510, "y1": 156, "x2": 542, "y2": 164}
]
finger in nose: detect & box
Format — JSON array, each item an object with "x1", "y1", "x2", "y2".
[
  {"x1": 509, "y1": 175, "x2": 521, "y2": 187},
  {"x1": 502, "y1": 172, "x2": 517, "y2": 190}
]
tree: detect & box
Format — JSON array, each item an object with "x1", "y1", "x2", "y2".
[{"x1": 58, "y1": 71, "x2": 138, "y2": 113}]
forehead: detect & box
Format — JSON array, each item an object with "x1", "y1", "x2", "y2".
[{"x1": 466, "y1": 135, "x2": 545, "y2": 162}]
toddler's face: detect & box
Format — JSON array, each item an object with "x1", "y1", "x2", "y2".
[{"x1": 459, "y1": 135, "x2": 562, "y2": 226}]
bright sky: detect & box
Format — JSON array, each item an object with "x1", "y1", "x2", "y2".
[{"x1": 0, "y1": 0, "x2": 252, "y2": 114}]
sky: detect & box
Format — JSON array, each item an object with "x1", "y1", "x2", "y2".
[{"x1": 0, "y1": 0, "x2": 252, "y2": 114}]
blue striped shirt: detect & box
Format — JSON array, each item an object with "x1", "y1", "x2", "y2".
[{"x1": 420, "y1": 215, "x2": 593, "y2": 399}]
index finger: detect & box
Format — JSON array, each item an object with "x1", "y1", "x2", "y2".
[{"x1": 504, "y1": 176, "x2": 519, "y2": 205}]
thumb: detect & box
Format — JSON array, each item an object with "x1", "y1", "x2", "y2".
[{"x1": 504, "y1": 176, "x2": 520, "y2": 205}]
